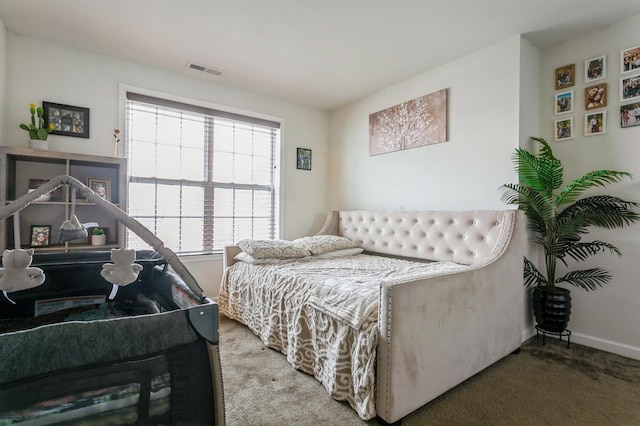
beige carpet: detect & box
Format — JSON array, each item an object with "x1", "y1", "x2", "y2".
[{"x1": 218, "y1": 315, "x2": 640, "y2": 425}]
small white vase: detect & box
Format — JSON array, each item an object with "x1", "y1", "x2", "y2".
[
  {"x1": 29, "y1": 139, "x2": 49, "y2": 150},
  {"x1": 91, "y1": 234, "x2": 107, "y2": 246}
]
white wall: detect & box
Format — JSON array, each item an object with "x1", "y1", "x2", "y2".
[
  {"x1": 3, "y1": 34, "x2": 330, "y2": 298},
  {"x1": 0, "y1": 18, "x2": 6, "y2": 135},
  {"x1": 328, "y1": 36, "x2": 525, "y2": 212},
  {"x1": 539, "y1": 14, "x2": 640, "y2": 359}
]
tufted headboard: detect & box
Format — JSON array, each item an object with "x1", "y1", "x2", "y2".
[{"x1": 316, "y1": 210, "x2": 518, "y2": 266}]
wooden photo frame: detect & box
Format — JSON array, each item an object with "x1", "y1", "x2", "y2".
[
  {"x1": 87, "y1": 177, "x2": 111, "y2": 202},
  {"x1": 30, "y1": 225, "x2": 51, "y2": 247},
  {"x1": 584, "y1": 55, "x2": 606, "y2": 83},
  {"x1": 585, "y1": 83, "x2": 607, "y2": 110},
  {"x1": 43, "y1": 101, "x2": 90, "y2": 138},
  {"x1": 585, "y1": 111, "x2": 606, "y2": 136},
  {"x1": 555, "y1": 117, "x2": 574, "y2": 142},
  {"x1": 621, "y1": 44, "x2": 640, "y2": 75},
  {"x1": 296, "y1": 148, "x2": 312, "y2": 171},
  {"x1": 555, "y1": 90, "x2": 574, "y2": 115},
  {"x1": 620, "y1": 73, "x2": 640, "y2": 103},
  {"x1": 620, "y1": 102, "x2": 640, "y2": 128},
  {"x1": 555, "y1": 64, "x2": 575, "y2": 90}
]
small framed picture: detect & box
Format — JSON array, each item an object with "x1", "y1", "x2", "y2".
[
  {"x1": 584, "y1": 55, "x2": 606, "y2": 83},
  {"x1": 621, "y1": 44, "x2": 640, "y2": 75},
  {"x1": 620, "y1": 73, "x2": 640, "y2": 103},
  {"x1": 43, "y1": 101, "x2": 90, "y2": 139},
  {"x1": 555, "y1": 64, "x2": 575, "y2": 90},
  {"x1": 27, "y1": 178, "x2": 61, "y2": 201},
  {"x1": 555, "y1": 90, "x2": 574, "y2": 115},
  {"x1": 30, "y1": 225, "x2": 51, "y2": 247},
  {"x1": 296, "y1": 148, "x2": 312, "y2": 171},
  {"x1": 87, "y1": 177, "x2": 111, "y2": 202},
  {"x1": 555, "y1": 117, "x2": 574, "y2": 141},
  {"x1": 620, "y1": 102, "x2": 640, "y2": 128},
  {"x1": 585, "y1": 83, "x2": 607, "y2": 110},
  {"x1": 585, "y1": 111, "x2": 606, "y2": 136}
]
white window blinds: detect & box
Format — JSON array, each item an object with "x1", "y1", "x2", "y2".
[{"x1": 126, "y1": 92, "x2": 281, "y2": 254}]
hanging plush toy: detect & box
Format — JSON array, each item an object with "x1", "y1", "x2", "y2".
[
  {"x1": 58, "y1": 187, "x2": 88, "y2": 243},
  {"x1": 0, "y1": 249, "x2": 46, "y2": 303},
  {"x1": 101, "y1": 249, "x2": 143, "y2": 299}
]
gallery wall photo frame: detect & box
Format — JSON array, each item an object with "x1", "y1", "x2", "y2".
[
  {"x1": 43, "y1": 101, "x2": 90, "y2": 138},
  {"x1": 585, "y1": 111, "x2": 606, "y2": 137},
  {"x1": 30, "y1": 224, "x2": 52, "y2": 247},
  {"x1": 584, "y1": 55, "x2": 606, "y2": 83},
  {"x1": 296, "y1": 148, "x2": 312, "y2": 171},
  {"x1": 585, "y1": 83, "x2": 607, "y2": 110},
  {"x1": 555, "y1": 64, "x2": 575, "y2": 90},
  {"x1": 621, "y1": 44, "x2": 640, "y2": 75},
  {"x1": 555, "y1": 90, "x2": 574, "y2": 115},
  {"x1": 87, "y1": 177, "x2": 111, "y2": 202},
  {"x1": 620, "y1": 73, "x2": 640, "y2": 103},
  {"x1": 554, "y1": 116, "x2": 574, "y2": 142},
  {"x1": 620, "y1": 102, "x2": 640, "y2": 128}
]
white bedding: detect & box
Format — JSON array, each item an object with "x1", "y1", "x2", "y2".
[{"x1": 218, "y1": 253, "x2": 467, "y2": 419}]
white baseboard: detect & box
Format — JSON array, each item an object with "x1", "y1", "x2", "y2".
[{"x1": 521, "y1": 326, "x2": 640, "y2": 361}]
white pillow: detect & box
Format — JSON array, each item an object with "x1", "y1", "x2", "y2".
[
  {"x1": 234, "y1": 251, "x2": 304, "y2": 265},
  {"x1": 236, "y1": 239, "x2": 310, "y2": 259},
  {"x1": 311, "y1": 247, "x2": 364, "y2": 259},
  {"x1": 292, "y1": 235, "x2": 358, "y2": 255}
]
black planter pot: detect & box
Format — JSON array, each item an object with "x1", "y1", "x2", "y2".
[{"x1": 532, "y1": 286, "x2": 572, "y2": 333}]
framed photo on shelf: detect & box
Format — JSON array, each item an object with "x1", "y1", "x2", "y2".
[
  {"x1": 584, "y1": 55, "x2": 606, "y2": 83},
  {"x1": 30, "y1": 225, "x2": 51, "y2": 247},
  {"x1": 620, "y1": 102, "x2": 640, "y2": 128},
  {"x1": 296, "y1": 148, "x2": 312, "y2": 171},
  {"x1": 43, "y1": 101, "x2": 90, "y2": 138},
  {"x1": 27, "y1": 178, "x2": 61, "y2": 201},
  {"x1": 555, "y1": 117, "x2": 574, "y2": 141},
  {"x1": 620, "y1": 73, "x2": 640, "y2": 103},
  {"x1": 555, "y1": 90, "x2": 574, "y2": 115},
  {"x1": 555, "y1": 64, "x2": 575, "y2": 90},
  {"x1": 585, "y1": 111, "x2": 606, "y2": 136},
  {"x1": 585, "y1": 83, "x2": 607, "y2": 110},
  {"x1": 87, "y1": 177, "x2": 111, "y2": 202},
  {"x1": 621, "y1": 44, "x2": 640, "y2": 75}
]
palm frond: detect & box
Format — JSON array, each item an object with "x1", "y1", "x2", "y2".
[
  {"x1": 556, "y1": 240, "x2": 622, "y2": 263},
  {"x1": 523, "y1": 257, "x2": 547, "y2": 288},
  {"x1": 499, "y1": 184, "x2": 554, "y2": 224},
  {"x1": 556, "y1": 170, "x2": 633, "y2": 206},
  {"x1": 560, "y1": 196, "x2": 640, "y2": 229},
  {"x1": 556, "y1": 268, "x2": 612, "y2": 291}
]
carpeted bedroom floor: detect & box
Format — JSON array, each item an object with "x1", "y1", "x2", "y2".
[{"x1": 218, "y1": 315, "x2": 640, "y2": 425}]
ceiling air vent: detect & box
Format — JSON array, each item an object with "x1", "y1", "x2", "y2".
[{"x1": 186, "y1": 62, "x2": 223, "y2": 76}]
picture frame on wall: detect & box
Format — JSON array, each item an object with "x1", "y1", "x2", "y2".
[
  {"x1": 555, "y1": 90, "x2": 574, "y2": 115},
  {"x1": 43, "y1": 101, "x2": 90, "y2": 138},
  {"x1": 584, "y1": 55, "x2": 606, "y2": 83},
  {"x1": 585, "y1": 83, "x2": 607, "y2": 110},
  {"x1": 620, "y1": 73, "x2": 640, "y2": 103},
  {"x1": 30, "y1": 225, "x2": 52, "y2": 247},
  {"x1": 620, "y1": 102, "x2": 640, "y2": 128},
  {"x1": 555, "y1": 117, "x2": 574, "y2": 141},
  {"x1": 87, "y1": 177, "x2": 111, "y2": 202},
  {"x1": 296, "y1": 148, "x2": 312, "y2": 171},
  {"x1": 555, "y1": 64, "x2": 575, "y2": 90},
  {"x1": 621, "y1": 44, "x2": 640, "y2": 74},
  {"x1": 585, "y1": 111, "x2": 606, "y2": 136}
]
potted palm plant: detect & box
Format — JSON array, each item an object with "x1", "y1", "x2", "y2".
[{"x1": 500, "y1": 137, "x2": 640, "y2": 333}]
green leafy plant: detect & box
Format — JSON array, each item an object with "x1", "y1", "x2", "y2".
[
  {"x1": 19, "y1": 103, "x2": 55, "y2": 140},
  {"x1": 92, "y1": 227, "x2": 105, "y2": 236},
  {"x1": 499, "y1": 137, "x2": 640, "y2": 292}
]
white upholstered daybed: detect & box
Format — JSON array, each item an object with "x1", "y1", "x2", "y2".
[{"x1": 218, "y1": 209, "x2": 525, "y2": 424}]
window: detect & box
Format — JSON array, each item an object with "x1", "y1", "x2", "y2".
[{"x1": 126, "y1": 93, "x2": 281, "y2": 254}]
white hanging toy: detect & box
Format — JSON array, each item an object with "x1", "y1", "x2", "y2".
[
  {"x1": 101, "y1": 248, "x2": 144, "y2": 299},
  {"x1": 0, "y1": 248, "x2": 46, "y2": 304}
]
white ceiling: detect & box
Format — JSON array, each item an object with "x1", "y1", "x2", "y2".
[{"x1": 1, "y1": 0, "x2": 640, "y2": 111}]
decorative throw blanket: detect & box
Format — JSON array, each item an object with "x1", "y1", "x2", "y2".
[{"x1": 219, "y1": 254, "x2": 467, "y2": 419}]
